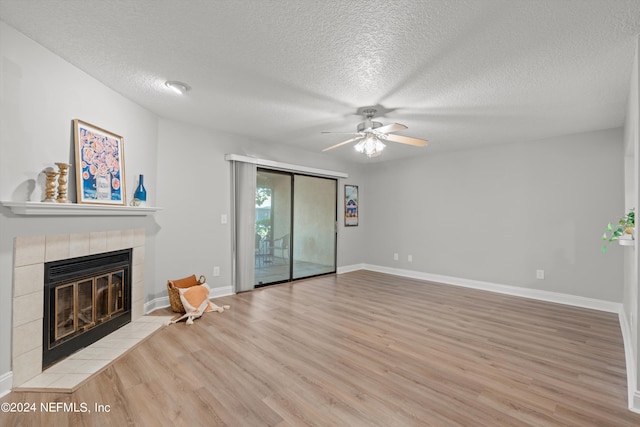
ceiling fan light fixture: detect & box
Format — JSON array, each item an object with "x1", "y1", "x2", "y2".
[
  {"x1": 354, "y1": 134, "x2": 385, "y2": 158},
  {"x1": 165, "y1": 80, "x2": 191, "y2": 95}
]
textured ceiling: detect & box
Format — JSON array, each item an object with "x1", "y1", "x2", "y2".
[{"x1": 1, "y1": 0, "x2": 640, "y2": 163}]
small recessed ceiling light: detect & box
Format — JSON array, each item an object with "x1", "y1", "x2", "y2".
[{"x1": 165, "y1": 80, "x2": 191, "y2": 95}]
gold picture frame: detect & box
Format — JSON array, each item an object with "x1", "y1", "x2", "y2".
[{"x1": 73, "y1": 119, "x2": 126, "y2": 205}]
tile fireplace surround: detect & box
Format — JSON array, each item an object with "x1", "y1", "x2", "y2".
[{"x1": 11, "y1": 229, "x2": 170, "y2": 392}]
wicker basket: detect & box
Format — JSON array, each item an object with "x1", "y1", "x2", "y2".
[{"x1": 167, "y1": 274, "x2": 206, "y2": 313}]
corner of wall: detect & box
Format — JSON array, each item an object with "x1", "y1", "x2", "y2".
[
  {"x1": 619, "y1": 308, "x2": 639, "y2": 411},
  {"x1": 629, "y1": 33, "x2": 640, "y2": 413},
  {"x1": 0, "y1": 370, "x2": 12, "y2": 398}
]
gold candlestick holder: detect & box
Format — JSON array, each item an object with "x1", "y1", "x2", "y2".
[
  {"x1": 55, "y1": 162, "x2": 71, "y2": 203},
  {"x1": 42, "y1": 168, "x2": 59, "y2": 203}
]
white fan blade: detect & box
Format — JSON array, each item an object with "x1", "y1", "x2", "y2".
[
  {"x1": 321, "y1": 131, "x2": 361, "y2": 135},
  {"x1": 374, "y1": 123, "x2": 407, "y2": 134},
  {"x1": 384, "y1": 133, "x2": 429, "y2": 147},
  {"x1": 322, "y1": 136, "x2": 364, "y2": 152}
]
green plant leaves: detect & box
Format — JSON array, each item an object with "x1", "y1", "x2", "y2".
[{"x1": 602, "y1": 209, "x2": 635, "y2": 253}]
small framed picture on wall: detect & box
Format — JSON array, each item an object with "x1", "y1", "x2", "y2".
[{"x1": 344, "y1": 185, "x2": 358, "y2": 226}]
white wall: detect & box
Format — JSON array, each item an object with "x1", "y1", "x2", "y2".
[
  {"x1": 0, "y1": 22, "x2": 158, "y2": 204},
  {"x1": 623, "y1": 35, "x2": 640, "y2": 411},
  {"x1": 365, "y1": 128, "x2": 624, "y2": 302},
  {"x1": 154, "y1": 118, "x2": 367, "y2": 297},
  {"x1": 0, "y1": 21, "x2": 159, "y2": 387}
]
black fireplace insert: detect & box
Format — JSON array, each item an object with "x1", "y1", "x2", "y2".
[{"x1": 43, "y1": 249, "x2": 132, "y2": 368}]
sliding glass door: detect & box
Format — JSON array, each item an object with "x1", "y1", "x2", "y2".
[
  {"x1": 255, "y1": 169, "x2": 336, "y2": 286},
  {"x1": 255, "y1": 170, "x2": 291, "y2": 285},
  {"x1": 292, "y1": 175, "x2": 336, "y2": 279}
]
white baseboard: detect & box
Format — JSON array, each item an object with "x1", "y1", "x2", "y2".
[
  {"x1": 337, "y1": 263, "x2": 366, "y2": 274},
  {"x1": 144, "y1": 296, "x2": 170, "y2": 314},
  {"x1": 0, "y1": 370, "x2": 12, "y2": 398},
  {"x1": 634, "y1": 392, "x2": 640, "y2": 414},
  {"x1": 356, "y1": 264, "x2": 622, "y2": 313},
  {"x1": 144, "y1": 285, "x2": 235, "y2": 314},
  {"x1": 619, "y1": 309, "x2": 640, "y2": 413},
  {"x1": 210, "y1": 285, "x2": 235, "y2": 299}
]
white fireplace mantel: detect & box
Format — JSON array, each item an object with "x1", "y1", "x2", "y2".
[{"x1": 0, "y1": 201, "x2": 161, "y2": 216}]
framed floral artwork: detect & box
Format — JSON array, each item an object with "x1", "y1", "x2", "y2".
[
  {"x1": 344, "y1": 184, "x2": 358, "y2": 226},
  {"x1": 73, "y1": 119, "x2": 126, "y2": 205}
]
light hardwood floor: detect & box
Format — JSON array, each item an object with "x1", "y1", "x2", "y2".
[{"x1": 2, "y1": 270, "x2": 640, "y2": 426}]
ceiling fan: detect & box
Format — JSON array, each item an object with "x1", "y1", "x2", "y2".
[{"x1": 322, "y1": 107, "x2": 428, "y2": 158}]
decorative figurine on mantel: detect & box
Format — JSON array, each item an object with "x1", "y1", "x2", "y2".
[
  {"x1": 55, "y1": 162, "x2": 71, "y2": 203},
  {"x1": 42, "y1": 168, "x2": 59, "y2": 203}
]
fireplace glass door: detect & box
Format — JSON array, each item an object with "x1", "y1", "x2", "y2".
[
  {"x1": 110, "y1": 271, "x2": 124, "y2": 314},
  {"x1": 53, "y1": 270, "x2": 125, "y2": 346},
  {"x1": 44, "y1": 249, "x2": 132, "y2": 369},
  {"x1": 78, "y1": 279, "x2": 94, "y2": 330},
  {"x1": 54, "y1": 284, "x2": 75, "y2": 341}
]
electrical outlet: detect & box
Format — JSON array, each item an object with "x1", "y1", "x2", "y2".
[
  {"x1": 213, "y1": 266, "x2": 220, "y2": 277},
  {"x1": 220, "y1": 214, "x2": 228, "y2": 224},
  {"x1": 408, "y1": 255, "x2": 413, "y2": 262},
  {"x1": 536, "y1": 269, "x2": 545, "y2": 280},
  {"x1": 393, "y1": 253, "x2": 399, "y2": 261}
]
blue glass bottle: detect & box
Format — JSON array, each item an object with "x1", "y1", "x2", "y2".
[{"x1": 133, "y1": 174, "x2": 147, "y2": 207}]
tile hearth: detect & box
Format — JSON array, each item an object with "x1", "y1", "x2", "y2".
[{"x1": 14, "y1": 315, "x2": 172, "y2": 392}]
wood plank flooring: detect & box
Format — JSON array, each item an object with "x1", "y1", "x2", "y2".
[{"x1": 2, "y1": 270, "x2": 639, "y2": 426}]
